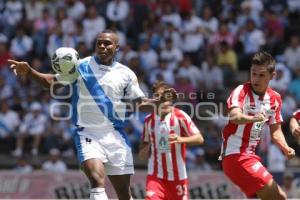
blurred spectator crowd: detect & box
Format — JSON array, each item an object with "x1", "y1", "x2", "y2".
[{"x1": 1, "y1": 0, "x2": 300, "y2": 175}]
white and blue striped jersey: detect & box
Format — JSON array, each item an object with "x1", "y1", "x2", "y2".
[{"x1": 56, "y1": 56, "x2": 145, "y2": 131}]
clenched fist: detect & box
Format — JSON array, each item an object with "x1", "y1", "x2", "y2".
[{"x1": 284, "y1": 147, "x2": 296, "y2": 160}]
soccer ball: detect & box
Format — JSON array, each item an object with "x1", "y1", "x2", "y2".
[{"x1": 51, "y1": 47, "x2": 80, "y2": 74}]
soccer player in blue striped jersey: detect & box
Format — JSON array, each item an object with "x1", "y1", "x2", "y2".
[{"x1": 8, "y1": 30, "x2": 176, "y2": 200}]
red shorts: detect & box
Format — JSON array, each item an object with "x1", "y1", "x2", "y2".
[
  {"x1": 222, "y1": 154, "x2": 273, "y2": 198},
  {"x1": 145, "y1": 175, "x2": 188, "y2": 200}
]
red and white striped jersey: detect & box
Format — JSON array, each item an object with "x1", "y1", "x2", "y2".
[
  {"x1": 142, "y1": 107, "x2": 199, "y2": 181},
  {"x1": 220, "y1": 82, "x2": 283, "y2": 158},
  {"x1": 293, "y1": 109, "x2": 300, "y2": 121}
]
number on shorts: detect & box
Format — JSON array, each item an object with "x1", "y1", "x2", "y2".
[{"x1": 176, "y1": 184, "x2": 187, "y2": 196}]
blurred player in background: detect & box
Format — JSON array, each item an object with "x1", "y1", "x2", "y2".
[
  {"x1": 290, "y1": 109, "x2": 300, "y2": 140},
  {"x1": 8, "y1": 30, "x2": 175, "y2": 200},
  {"x1": 220, "y1": 52, "x2": 295, "y2": 200},
  {"x1": 139, "y1": 81, "x2": 204, "y2": 200}
]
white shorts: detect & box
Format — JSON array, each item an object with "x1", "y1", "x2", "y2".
[{"x1": 74, "y1": 127, "x2": 134, "y2": 175}]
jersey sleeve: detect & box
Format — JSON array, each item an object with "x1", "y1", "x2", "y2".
[
  {"x1": 124, "y1": 70, "x2": 145, "y2": 100},
  {"x1": 178, "y1": 110, "x2": 200, "y2": 136},
  {"x1": 55, "y1": 72, "x2": 79, "y2": 85},
  {"x1": 268, "y1": 95, "x2": 283, "y2": 125},
  {"x1": 292, "y1": 109, "x2": 300, "y2": 121},
  {"x1": 227, "y1": 84, "x2": 245, "y2": 110}
]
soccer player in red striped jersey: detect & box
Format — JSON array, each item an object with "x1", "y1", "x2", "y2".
[
  {"x1": 220, "y1": 52, "x2": 296, "y2": 200},
  {"x1": 139, "y1": 81, "x2": 204, "y2": 200},
  {"x1": 290, "y1": 109, "x2": 300, "y2": 139}
]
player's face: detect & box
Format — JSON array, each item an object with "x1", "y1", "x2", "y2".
[
  {"x1": 95, "y1": 33, "x2": 119, "y2": 65},
  {"x1": 250, "y1": 64, "x2": 275, "y2": 94}
]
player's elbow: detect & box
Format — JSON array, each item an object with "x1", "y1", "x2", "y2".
[
  {"x1": 230, "y1": 113, "x2": 239, "y2": 121},
  {"x1": 198, "y1": 135, "x2": 204, "y2": 144},
  {"x1": 193, "y1": 134, "x2": 204, "y2": 145},
  {"x1": 271, "y1": 131, "x2": 280, "y2": 141}
]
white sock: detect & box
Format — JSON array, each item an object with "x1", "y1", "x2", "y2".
[{"x1": 90, "y1": 187, "x2": 108, "y2": 200}]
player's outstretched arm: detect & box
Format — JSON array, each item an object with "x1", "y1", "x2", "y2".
[
  {"x1": 169, "y1": 117, "x2": 204, "y2": 145},
  {"x1": 8, "y1": 59, "x2": 55, "y2": 89},
  {"x1": 270, "y1": 123, "x2": 295, "y2": 160},
  {"x1": 290, "y1": 116, "x2": 300, "y2": 139},
  {"x1": 136, "y1": 88, "x2": 177, "y2": 112},
  {"x1": 169, "y1": 133, "x2": 204, "y2": 145},
  {"x1": 133, "y1": 97, "x2": 171, "y2": 113},
  {"x1": 229, "y1": 107, "x2": 266, "y2": 124}
]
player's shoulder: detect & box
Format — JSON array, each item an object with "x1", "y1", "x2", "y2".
[
  {"x1": 114, "y1": 61, "x2": 127, "y2": 67},
  {"x1": 77, "y1": 56, "x2": 92, "y2": 69},
  {"x1": 292, "y1": 109, "x2": 300, "y2": 119},
  {"x1": 76, "y1": 56, "x2": 97, "y2": 74},
  {"x1": 79, "y1": 56, "x2": 92, "y2": 64},
  {"x1": 267, "y1": 87, "x2": 282, "y2": 104},
  {"x1": 233, "y1": 82, "x2": 250, "y2": 92},
  {"x1": 267, "y1": 87, "x2": 281, "y2": 98},
  {"x1": 114, "y1": 62, "x2": 136, "y2": 75},
  {"x1": 228, "y1": 83, "x2": 251, "y2": 100},
  {"x1": 173, "y1": 108, "x2": 190, "y2": 120}
]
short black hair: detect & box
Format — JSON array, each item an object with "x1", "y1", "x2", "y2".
[{"x1": 99, "y1": 29, "x2": 119, "y2": 45}]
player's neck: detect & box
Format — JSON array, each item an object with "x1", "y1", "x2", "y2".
[
  {"x1": 100, "y1": 60, "x2": 113, "y2": 66},
  {"x1": 95, "y1": 55, "x2": 113, "y2": 66},
  {"x1": 250, "y1": 85, "x2": 267, "y2": 97}
]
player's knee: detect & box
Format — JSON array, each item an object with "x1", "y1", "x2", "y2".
[
  {"x1": 85, "y1": 170, "x2": 105, "y2": 188},
  {"x1": 272, "y1": 181, "x2": 287, "y2": 200},
  {"x1": 259, "y1": 181, "x2": 287, "y2": 200},
  {"x1": 88, "y1": 171, "x2": 105, "y2": 187},
  {"x1": 82, "y1": 160, "x2": 106, "y2": 187},
  {"x1": 268, "y1": 189, "x2": 287, "y2": 200}
]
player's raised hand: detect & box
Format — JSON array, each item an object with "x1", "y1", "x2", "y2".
[
  {"x1": 284, "y1": 147, "x2": 296, "y2": 160},
  {"x1": 7, "y1": 59, "x2": 31, "y2": 77},
  {"x1": 169, "y1": 134, "x2": 182, "y2": 144}
]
